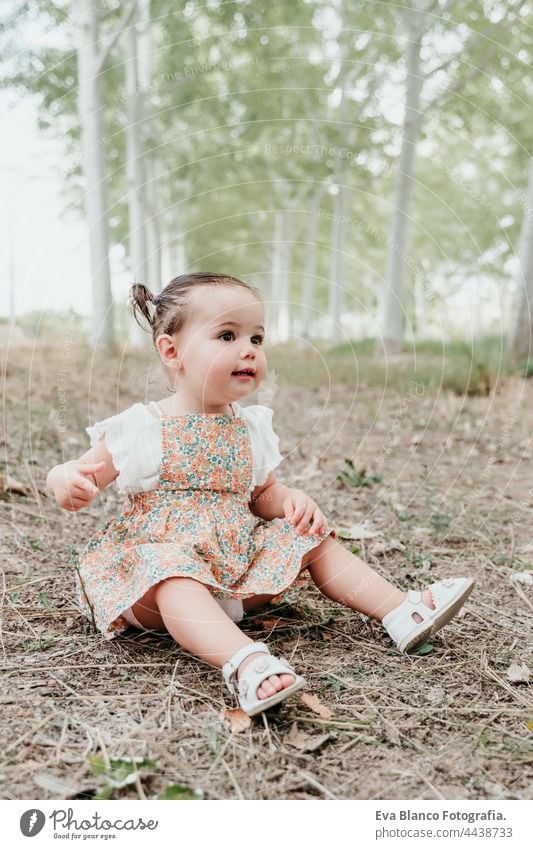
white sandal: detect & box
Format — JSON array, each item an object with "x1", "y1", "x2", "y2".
[
  {"x1": 381, "y1": 577, "x2": 475, "y2": 653},
  {"x1": 222, "y1": 641, "x2": 306, "y2": 717}
]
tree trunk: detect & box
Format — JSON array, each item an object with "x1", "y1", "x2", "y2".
[
  {"x1": 270, "y1": 211, "x2": 283, "y2": 341},
  {"x1": 279, "y1": 212, "x2": 293, "y2": 341},
  {"x1": 301, "y1": 185, "x2": 326, "y2": 340},
  {"x1": 270, "y1": 210, "x2": 292, "y2": 342},
  {"x1": 380, "y1": 0, "x2": 426, "y2": 354},
  {"x1": 414, "y1": 272, "x2": 428, "y2": 339},
  {"x1": 507, "y1": 155, "x2": 533, "y2": 364},
  {"x1": 126, "y1": 2, "x2": 150, "y2": 346},
  {"x1": 138, "y1": 0, "x2": 161, "y2": 293},
  {"x1": 328, "y1": 157, "x2": 347, "y2": 347},
  {"x1": 145, "y1": 155, "x2": 162, "y2": 290},
  {"x1": 74, "y1": 0, "x2": 114, "y2": 350}
]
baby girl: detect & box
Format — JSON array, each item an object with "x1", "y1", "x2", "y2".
[{"x1": 47, "y1": 272, "x2": 474, "y2": 717}]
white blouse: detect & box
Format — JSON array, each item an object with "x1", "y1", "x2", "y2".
[{"x1": 85, "y1": 400, "x2": 284, "y2": 498}]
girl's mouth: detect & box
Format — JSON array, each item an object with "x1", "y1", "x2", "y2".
[{"x1": 232, "y1": 371, "x2": 254, "y2": 380}]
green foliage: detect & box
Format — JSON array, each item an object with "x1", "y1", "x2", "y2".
[
  {"x1": 411, "y1": 642, "x2": 434, "y2": 656},
  {"x1": 88, "y1": 755, "x2": 156, "y2": 800},
  {"x1": 1, "y1": 0, "x2": 531, "y2": 349},
  {"x1": 320, "y1": 674, "x2": 349, "y2": 692},
  {"x1": 429, "y1": 513, "x2": 452, "y2": 534},
  {"x1": 517, "y1": 359, "x2": 533, "y2": 378},
  {"x1": 158, "y1": 784, "x2": 203, "y2": 800},
  {"x1": 23, "y1": 633, "x2": 55, "y2": 651},
  {"x1": 337, "y1": 459, "x2": 383, "y2": 489}
]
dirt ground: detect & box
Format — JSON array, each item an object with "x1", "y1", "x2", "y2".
[{"x1": 1, "y1": 341, "x2": 532, "y2": 800}]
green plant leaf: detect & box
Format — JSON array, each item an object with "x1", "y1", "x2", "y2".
[
  {"x1": 159, "y1": 784, "x2": 203, "y2": 800},
  {"x1": 320, "y1": 674, "x2": 348, "y2": 692},
  {"x1": 337, "y1": 460, "x2": 383, "y2": 489},
  {"x1": 23, "y1": 633, "x2": 55, "y2": 651},
  {"x1": 39, "y1": 591, "x2": 52, "y2": 611},
  {"x1": 411, "y1": 642, "x2": 434, "y2": 655}
]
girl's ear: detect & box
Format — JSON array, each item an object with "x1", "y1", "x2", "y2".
[{"x1": 156, "y1": 333, "x2": 181, "y2": 368}]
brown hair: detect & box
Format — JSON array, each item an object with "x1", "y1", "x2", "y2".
[{"x1": 129, "y1": 272, "x2": 263, "y2": 345}]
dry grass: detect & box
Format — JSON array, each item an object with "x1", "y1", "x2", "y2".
[{"x1": 1, "y1": 341, "x2": 532, "y2": 800}]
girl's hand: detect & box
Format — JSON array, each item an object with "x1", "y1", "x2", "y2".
[
  {"x1": 50, "y1": 461, "x2": 105, "y2": 512},
  {"x1": 282, "y1": 488, "x2": 328, "y2": 536}
]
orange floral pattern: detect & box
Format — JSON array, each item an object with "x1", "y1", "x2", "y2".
[{"x1": 75, "y1": 410, "x2": 335, "y2": 639}]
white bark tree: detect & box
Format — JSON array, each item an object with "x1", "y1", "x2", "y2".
[
  {"x1": 73, "y1": 0, "x2": 126, "y2": 350},
  {"x1": 379, "y1": 0, "x2": 504, "y2": 352},
  {"x1": 270, "y1": 210, "x2": 293, "y2": 342},
  {"x1": 507, "y1": 156, "x2": 533, "y2": 365},
  {"x1": 327, "y1": 90, "x2": 349, "y2": 347},
  {"x1": 125, "y1": 1, "x2": 150, "y2": 346},
  {"x1": 137, "y1": 0, "x2": 161, "y2": 293},
  {"x1": 301, "y1": 183, "x2": 328, "y2": 340},
  {"x1": 380, "y1": 0, "x2": 427, "y2": 354},
  {"x1": 328, "y1": 167, "x2": 347, "y2": 347}
]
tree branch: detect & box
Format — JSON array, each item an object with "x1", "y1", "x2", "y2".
[
  {"x1": 424, "y1": 41, "x2": 498, "y2": 115},
  {"x1": 95, "y1": 1, "x2": 137, "y2": 76}
]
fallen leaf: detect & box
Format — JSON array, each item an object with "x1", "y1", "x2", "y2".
[
  {"x1": 284, "y1": 721, "x2": 334, "y2": 752},
  {"x1": 336, "y1": 523, "x2": 379, "y2": 540},
  {"x1": 410, "y1": 526, "x2": 431, "y2": 540},
  {"x1": 371, "y1": 539, "x2": 406, "y2": 556},
  {"x1": 256, "y1": 618, "x2": 281, "y2": 630},
  {"x1": 285, "y1": 721, "x2": 310, "y2": 749},
  {"x1": 506, "y1": 663, "x2": 531, "y2": 684},
  {"x1": 510, "y1": 572, "x2": 533, "y2": 586},
  {"x1": 300, "y1": 692, "x2": 334, "y2": 718},
  {"x1": 301, "y1": 733, "x2": 334, "y2": 752},
  {"x1": 221, "y1": 707, "x2": 251, "y2": 732},
  {"x1": 0, "y1": 473, "x2": 29, "y2": 496}
]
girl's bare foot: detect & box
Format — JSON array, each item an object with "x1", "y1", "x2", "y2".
[{"x1": 237, "y1": 651, "x2": 295, "y2": 700}]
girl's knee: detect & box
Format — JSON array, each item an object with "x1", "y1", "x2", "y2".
[
  {"x1": 301, "y1": 531, "x2": 336, "y2": 569},
  {"x1": 154, "y1": 576, "x2": 207, "y2": 603}
]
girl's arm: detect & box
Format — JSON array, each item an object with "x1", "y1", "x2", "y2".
[
  {"x1": 250, "y1": 472, "x2": 328, "y2": 535},
  {"x1": 47, "y1": 436, "x2": 119, "y2": 511},
  {"x1": 249, "y1": 472, "x2": 291, "y2": 521}
]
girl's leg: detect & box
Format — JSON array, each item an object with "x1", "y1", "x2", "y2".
[
  {"x1": 242, "y1": 593, "x2": 276, "y2": 613},
  {"x1": 300, "y1": 533, "x2": 435, "y2": 622},
  {"x1": 153, "y1": 577, "x2": 295, "y2": 700}
]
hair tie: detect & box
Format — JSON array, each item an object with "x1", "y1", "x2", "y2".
[{"x1": 153, "y1": 294, "x2": 160, "y2": 306}]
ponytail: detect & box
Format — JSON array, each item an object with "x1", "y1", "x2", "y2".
[{"x1": 129, "y1": 283, "x2": 158, "y2": 333}]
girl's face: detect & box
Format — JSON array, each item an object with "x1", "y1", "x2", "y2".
[{"x1": 172, "y1": 285, "x2": 267, "y2": 405}]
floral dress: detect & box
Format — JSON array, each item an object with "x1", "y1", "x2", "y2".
[{"x1": 75, "y1": 401, "x2": 335, "y2": 639}]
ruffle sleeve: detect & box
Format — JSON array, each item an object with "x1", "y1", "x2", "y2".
[
  {"x1": 85, "y1": 403, "x2": 162, "y2": 495},
  {"x1": 235, "y1": 402, "x2": 284, "y2": 491}
]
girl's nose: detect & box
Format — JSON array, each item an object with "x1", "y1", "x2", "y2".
[{"x1": 240, "y1": 340, "x2": 256, "y2": 357}]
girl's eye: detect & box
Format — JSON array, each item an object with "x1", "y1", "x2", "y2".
[{"x1": 219, "y1": 331, "x2": 264, "y2": 345}]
